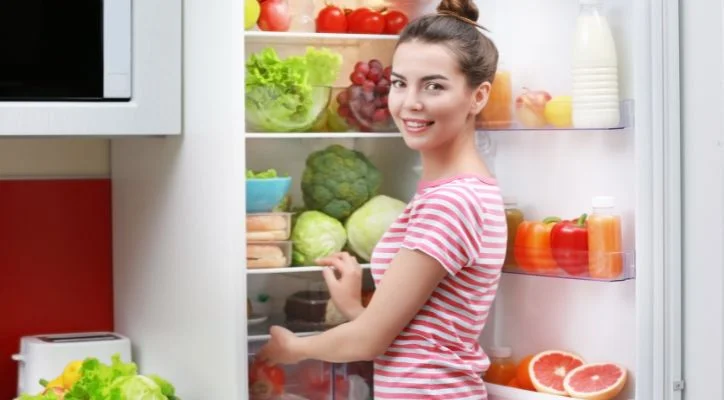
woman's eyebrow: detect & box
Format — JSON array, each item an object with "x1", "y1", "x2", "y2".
[{"x1": 391, "y1": 72, "x2": 449, "y2": 81}]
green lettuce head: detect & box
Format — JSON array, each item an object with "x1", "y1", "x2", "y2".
[
  {"x1": 346, "y1": 195, "x2": 407, "y2": 261},
  {"x1": 291, "y1": 211, "x2": 347, "y2": 265}
]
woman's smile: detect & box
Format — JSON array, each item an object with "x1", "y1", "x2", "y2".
[{"x1": 402, "y1": 118, "x2": 435, "y2": 134}]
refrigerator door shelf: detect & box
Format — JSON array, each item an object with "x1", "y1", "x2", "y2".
[
  {"x1": 480, "y1": 100, "x2": 634, "y2": 132},
  {"x1": 487, "y1": 383, "x2": 570, "y2": 399},
  {"x1": 502, "y1": 250, "x2": 635, "y2": 282}
]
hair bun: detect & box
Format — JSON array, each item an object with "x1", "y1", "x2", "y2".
[{"x1": 437, "y1": 0, "x2": 479, "y2": 22}]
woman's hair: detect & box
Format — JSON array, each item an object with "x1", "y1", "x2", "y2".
[{"x1": 396, "y1": 0, "x2": 499, "y2": 88}]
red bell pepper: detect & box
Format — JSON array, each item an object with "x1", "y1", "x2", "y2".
[
  {"x1": 550, "y1": 213, "x2": 589, "y2": 276},
  {"x1": 514, "y1": 216, "x2": 561, "y2": 273},
  {"x1": 250, "y1": 359, "x2": 285, "y2": 399}
]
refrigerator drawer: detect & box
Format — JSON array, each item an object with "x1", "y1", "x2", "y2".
[{"x1": 247, "y1": 340, "x2": 372, "y2": 400}]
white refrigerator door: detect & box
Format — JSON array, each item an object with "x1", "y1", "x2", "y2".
[{"x1": 680, "y1": 0, "x2": 724, "y2": 398}]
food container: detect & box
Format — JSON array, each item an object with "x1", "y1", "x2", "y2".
[
  {"x1": 247, "y1": 212, "x2": 293, "y2": 241},
  {"x1": 246, "y1": 241, "x2": 292, "y2": 269},
  {"x1": 283, "y1": 290, "x2": 347, "y2": 331},
  {"x1": 335, "y1": 60, "x2": 398, "y2": 133},
  {"x1": 245, "y1": 85, "x2": 332, "y2": 133},
  {"x1": 246, "y1": 177, "x2": 292, "y2": 213}
]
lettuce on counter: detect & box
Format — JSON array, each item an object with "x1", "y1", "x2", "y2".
[{"x1": 19, "y1": 354, "x2": 179, "y2": 400}]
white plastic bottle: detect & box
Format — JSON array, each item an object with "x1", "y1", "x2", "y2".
[{"x1": 571, "y1": 0, "x2": 620, "y2": 128}]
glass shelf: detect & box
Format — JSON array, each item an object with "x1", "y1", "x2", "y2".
[
  {"x1": 244, "y1": 31, "x2": 399, "y2": 45},
  {"x1": 248, "y1": 314, "x2": 323, "y2": 342},
  {"x1": 245, "y1": 100, "x2": 633, "y2": 138},
  {"x1": 247, "y1": 264, "x2": 371, "y2": 275},
  {"x1": 245, "y1": 132, "x2": 402, "y2": 139}
]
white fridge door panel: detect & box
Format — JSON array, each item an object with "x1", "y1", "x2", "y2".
[{"x1": 680, "y1": 0, "x2": 724, "y2": 398}]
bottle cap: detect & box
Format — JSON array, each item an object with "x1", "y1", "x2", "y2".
[
  {"x1": 592, "y1": 196, "x2": 615, "y2": 208},
  {"x1": 489, "y1": 346, "x2": 513, "y2": 358}
]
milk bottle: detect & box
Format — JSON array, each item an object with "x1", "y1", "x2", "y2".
[{"x1": 571, "y1": 0, "x2": 620, "y2": 128}]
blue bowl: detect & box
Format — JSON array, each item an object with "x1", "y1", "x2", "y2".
[{"x1": 246, "y1": 177, "x2": 292, "y2": 213}]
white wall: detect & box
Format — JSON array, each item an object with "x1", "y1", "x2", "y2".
[{"x1": 0, "y1": 139, "x2": 109, "y2": 177}]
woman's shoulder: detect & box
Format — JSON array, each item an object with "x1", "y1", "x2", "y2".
[{"x1": 416, "y1": 174, "x2": 503, "y2": 208}]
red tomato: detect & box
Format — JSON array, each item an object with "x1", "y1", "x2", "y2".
[
  {"x1": 316, "y1": 5, "x2": 348, "y2": 33},
  {"x1": 258, "y1": 0, "x2": 291, "y2": 32},
  {"x1": 383, "y1": 10, "x2": 409, "y2": 34},
  {"x1": 249, "y1": 361, "x2": 285, "y2": 399},
  {"x1": 347, "y1": 8, "x2": 385, "y2": 34}
]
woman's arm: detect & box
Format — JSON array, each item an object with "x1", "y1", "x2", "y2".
[{"x1": 258, "y1": 248, "x2": 447, "y2": 364}]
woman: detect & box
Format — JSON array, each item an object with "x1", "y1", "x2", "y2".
[{"x1": 257, "y1": 0, "x2": 506, "y2": 398}]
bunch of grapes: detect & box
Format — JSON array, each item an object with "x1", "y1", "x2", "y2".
[{"x1": 336, "y1": 59, "x2": 395, "y2": 132}]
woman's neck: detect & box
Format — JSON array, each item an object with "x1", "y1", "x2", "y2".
[{"x1": 419, "y1": 128, "x2": 492, "y2": 182}]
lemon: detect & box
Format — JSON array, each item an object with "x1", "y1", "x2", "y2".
[
  {"x1": 544, "y1": 96, "x2": 573, "y2": 128},
  {"x1": 44, "y1": 375, "x2": 64, "y2": 390},
  {"x1": 245, "y1": 0, "x2": 261, "y2": 30},
  {"x1": 62, "y1": 360, "x2": 83, "y2": 389}
]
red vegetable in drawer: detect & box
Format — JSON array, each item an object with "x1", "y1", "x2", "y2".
[
  {"x1": 550, "y1": 213, "x2": 589, "y2": 276},
  {"x1": 250, "y1": 359, "x2": 285, "y2": 399}
]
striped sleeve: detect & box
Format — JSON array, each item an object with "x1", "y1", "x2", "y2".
[{"x1": 400, "y1": 188, "x2": 482, "y2": 276}]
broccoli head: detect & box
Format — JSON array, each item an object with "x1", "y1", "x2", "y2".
[{"x1": 301, "y1": 144, "x2": 381, "y2": 220}]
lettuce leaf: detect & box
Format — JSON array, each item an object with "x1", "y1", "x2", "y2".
[
  {"x1": 17, "y1": 354, "x2": 178, "y2": 400},
  {"x1": 245, "y1": 47, "x2": 342, "y2": 132},
  {"x1": 64, "y1": 354, "x2": 138, "y2": 400}
]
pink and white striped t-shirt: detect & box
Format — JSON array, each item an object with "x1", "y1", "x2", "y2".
[{"x1": 370, "y1": 174, "x2": 507, "y2": 400}]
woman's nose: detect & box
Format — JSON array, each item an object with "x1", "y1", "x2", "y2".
[{"x1": 402, "y1": 91, "x2": 423, "y2": 111}]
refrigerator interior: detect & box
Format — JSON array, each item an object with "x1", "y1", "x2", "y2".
[{"x1": 242, "y1": 0, "x2": 644, "y2": 399}]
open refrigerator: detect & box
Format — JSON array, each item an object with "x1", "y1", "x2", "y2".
[{"x1": 109, "y1": 0, "x2": 682, "y2": 399}]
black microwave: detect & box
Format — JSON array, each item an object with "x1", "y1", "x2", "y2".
[{"x1": 0, "y1": 0, "x2": 132, "y2": 101}]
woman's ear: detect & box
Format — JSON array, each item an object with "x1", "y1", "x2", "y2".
[{"x1": 470, "y1": 81, "x2": 492, "y2": 115}]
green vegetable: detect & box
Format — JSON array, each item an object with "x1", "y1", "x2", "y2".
[
  {"x1": 245, "y1": 47, "x2": 342, "y2": 132},
  {"x1": 19, "y1": 354, "x2": 178, "y2": 400},
  {"x1": 108, "y1": 375, "x2": 166, "y2": 400},
  {"x1": 291, "y1": 211, "x2": 347, "y2": 266},
  {"x1": 147, "y1": 375, "x2": 176, "y2": 399},
  {"x1": 246, "y1": 168, "x2": 281, "y2": 179},
  {"x1": 346, "y1": 195, "x2": 407, "y2": 261},
  {"x1": 301, "y1": 145, "x2": 381, "y2": 220}
]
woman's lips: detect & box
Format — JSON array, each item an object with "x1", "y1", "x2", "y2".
[{"x1": 402, "y1": 118, "x2": 434, "y2": 134}]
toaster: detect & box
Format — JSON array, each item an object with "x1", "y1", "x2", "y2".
[{"x1": 12, "y1": 332, "x2": 132, "y2": 397}]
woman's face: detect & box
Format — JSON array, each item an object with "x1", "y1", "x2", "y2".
[{"x1": 388, "y1": 40, "x2": 489, "y2": 151}]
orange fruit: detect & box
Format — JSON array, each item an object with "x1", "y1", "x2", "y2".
[
  {"x1": 529, "y1": 350, "x2": 585, "y2": 396},
  {"x1": 516, "y1": 354, "x2": 536, "y2": 391},
  {"x1": 507, "y1": 377, "x2": 521, "y2": 388},
  {"x1": 563, "y1": 363, "x2": 628, "y2": 400}
]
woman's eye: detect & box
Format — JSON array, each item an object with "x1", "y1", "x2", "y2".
[
  {"x1": 391, "y1": 80, "x2": 405, "y2": 88},
  {"x1": 425, "y1": 82, "x2": 443, "y2": 91}
]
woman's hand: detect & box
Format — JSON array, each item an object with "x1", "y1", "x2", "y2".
[
  {"x1": 256, "y1": 325, "x2": 304, "y2": 365},
  {"x1": 317, "y1": 252, "x2": 365, "y2": 321}
]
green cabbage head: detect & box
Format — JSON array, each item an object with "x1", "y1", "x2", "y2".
[
  {"x1": 346, "y1": 195, "x2": 407, "y2": 261},
  {"x1": 291, "y1": 211, "x2": 347, "y2": 265}
]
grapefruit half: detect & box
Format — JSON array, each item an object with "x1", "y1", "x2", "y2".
[
  {"x1": 563, "y1": 363, "x2": 627, "y2": 400},
  {"x1": 528, "y1": 350, "x2": 585, "y2": 396}
]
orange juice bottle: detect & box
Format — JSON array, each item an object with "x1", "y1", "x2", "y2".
[
  {"x1": 483, "y1": 347, "x2": 517, "y2": 385},
  {"x1": 503, "y1": 197, "x2": 524, "y2": 270},
  {"x1": 478, "y1": 69, "x2": 513, "y2": 129},
  {"x1": 588, "y1": 196, "x2": 623, "y2": 279}
]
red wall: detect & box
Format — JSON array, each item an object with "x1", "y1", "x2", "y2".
[{"x1": 0, "y1": 179, "x2": 113, "y2": 399}]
